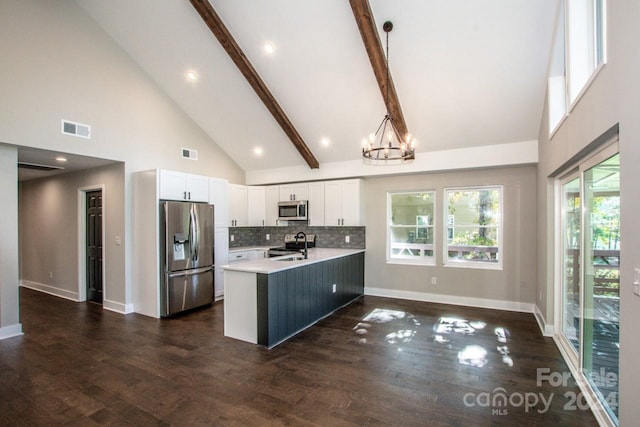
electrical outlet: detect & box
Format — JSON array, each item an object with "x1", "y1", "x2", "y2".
[
  {"x1": 266, "y1": 234, "x2": 270, "y2": 240},
  {"x1": 230, "y1": 235, "x2": 234, "y2": 242},
  {"x1": 115, "y1": 236, "x2": 121, "y2": 246},
  {"x1": 431, "y1": 277, "x2": 437, "y2": 285},
  {"x1": 49, "y1": 272, "x2": 53, "y2": 279},
  {"x1": 332, "y1": 284, "x2": 337, "y2": 293},
  {"x1": 345, "y1": 235, "x2": 350, "y2": 243},
  {"x1": 634, "y1": 268, "x2": 640, "y2": 296}
]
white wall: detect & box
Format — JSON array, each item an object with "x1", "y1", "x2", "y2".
[
  {"x1": 0, "y1": 146, "x2": 21, "y2": 338},
  {"x1": 536, "y1": 2, "x2": 640, "y2": 422},
  {"x1": 363, "y1": 165, "x2": 537, "y2": 310},
  {"x1": 0, "y1": 0, "x2": 244, "y2": 313},
  {"x1": 19, "y1": 163, "x2": 125, "y2": 304}
]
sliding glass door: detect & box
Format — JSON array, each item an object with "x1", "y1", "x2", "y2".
[
  {"x1": 582, "y1": 151, "x2": 620, "y2": 420},
  {"x1": 557, "y1": 146, "x2": 619, "y2": 422},
  {"x1": 560, "y1": 175, "x2": 581, "y2": 358}
]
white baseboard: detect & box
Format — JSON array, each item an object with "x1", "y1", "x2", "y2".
[
  {"x1": 20, "y1": 280, "x2": 133, "y2": 315},
  {"x1": 534, "y1": 304, "x2": 555, "y2": 337},
  {"x1": 0, "y1": 323, "x2": 23, "y2": 340},
  {"x1": 103, "y1": 299, "x2": 134, "y2": 314},
  {"x1": 20, "y1": 280, "x2": 79, "y2": 302},
  {"x1": 215, "y1": 291, "x2": 224, "y2": 302},
  {"x1": 364, "y1": 287, "x2": 535, "y2": 313}
]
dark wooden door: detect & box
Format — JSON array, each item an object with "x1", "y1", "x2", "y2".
[{"x1": 86, "y1": 190, "x2": 103, "y2": 304}]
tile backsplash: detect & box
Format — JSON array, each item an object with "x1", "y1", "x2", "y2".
[{"x1": 229, "y1": 225, "x2": 365, "y2": 249}]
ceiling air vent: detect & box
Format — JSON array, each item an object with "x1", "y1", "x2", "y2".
[
  {"x1": 61, "y1": 119, "x2": 91, "y2": 139},
  {"x1": 182, "y1": 147, "x2": 198, "y2": 160}
]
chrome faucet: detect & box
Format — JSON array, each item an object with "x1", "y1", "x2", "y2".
[{"x1": 295, "y1": 231, "x2": 308, "y2": 259}]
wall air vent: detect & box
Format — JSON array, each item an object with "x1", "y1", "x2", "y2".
[
  {"x1": 18, "y1": 162, "x2": 65, "y2": 171},
  {"x1": 61, "y1": 119, "x2": 91, "y2": 139},
  {"x1": 182, "y1": 147, "x2": 198, "y2": 160}
]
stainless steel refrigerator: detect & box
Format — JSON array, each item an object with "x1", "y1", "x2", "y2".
[{"x1": 160, "y1": 201, "x2": 214, "y2": 316}]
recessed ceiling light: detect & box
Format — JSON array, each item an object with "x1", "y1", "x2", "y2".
[
  {"x1": 185, "y1": 70, "x2": 198, "y2": 81},
  {"x1": 320, "y1": 137, "x2": 331, "y2": 147},
  {"x1": 55, "y1": 156, "x2": 67, "y2": 162},
  {"x1": 264, "y1": 42, "x2": 275, "y2": 55},
  {"x1": 253, "y1": 147, "x2": 263, "y2": 156}
]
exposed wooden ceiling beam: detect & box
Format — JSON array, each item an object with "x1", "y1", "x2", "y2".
[
  {"x1": 189, "y1": 0, "x2": 319, "y2": 169},
  {"x1": 349, "y1": 0, "x2": 409, "y2": 140}
]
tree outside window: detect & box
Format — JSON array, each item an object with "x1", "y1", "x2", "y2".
[{"x1": 445, "y1": 187, "x2": 502, "y2": 268}]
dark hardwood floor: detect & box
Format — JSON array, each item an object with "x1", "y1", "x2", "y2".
[{"x1": 0, "y1": 288, "x2": 597, "y2": 426}]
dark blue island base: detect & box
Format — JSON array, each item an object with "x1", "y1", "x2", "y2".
[{"x1": 257, "y1": 252, "x2": 364, "y2": 348}]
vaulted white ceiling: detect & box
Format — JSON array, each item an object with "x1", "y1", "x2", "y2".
[{"x1": 76, "y1": 0, "x2": 558, "y2": 178}]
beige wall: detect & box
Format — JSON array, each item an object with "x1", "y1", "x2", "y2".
[
  {"x1": 0, "y1": 0, "x2": 244, "y2": 311},
  {"x1": 19, "y1": 163, "x2": 125, "y2": 303},
  {"x1": 535, "y1": 2, "x2": 640, "y2": 422},
  {"x1": 363, "y1": 165, "x2": 537, "y2": 306}
]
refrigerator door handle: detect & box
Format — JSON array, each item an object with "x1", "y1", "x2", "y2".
[
  {"x1": 194, "y1": 205, "x2": 200, "y2": 262},
  {"x1": 168, "y1": 266, "x2": 213, "y2": 279},
  {"x1": 188, "y1": 205, "x2": 196, "y2": 262},
  {"x1": 163, "y1": 202, "x2": 170, "y2": 269}
]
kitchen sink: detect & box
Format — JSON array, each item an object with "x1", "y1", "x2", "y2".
[{"x1": 274, "y1": 255, "x2": 305, "y2": 261}]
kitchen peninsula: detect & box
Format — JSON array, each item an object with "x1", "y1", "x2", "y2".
[{"x1": 223, "y1": 248, "x2": 365, "y2": 347}]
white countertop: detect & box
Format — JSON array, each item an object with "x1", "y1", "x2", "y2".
[{"x1": 222, "y1": 248, "x2": 365, "y2": 274}]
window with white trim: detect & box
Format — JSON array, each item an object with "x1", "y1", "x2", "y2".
[
  {"x1": 567, "y1": 0, "x2": 606, "y2": 105},
  {"x1": 388, "y1": 191, "x2": 435, "y2": 265},
  {"x1": 548, "y1": 1, "x2": 567, "y2": 134},
  {"x1": 548, "y1": 0, "x2": 606, "y2": 134},
  {"x1": 444, "y1": 187, "x2": 503, "y2": 269}
]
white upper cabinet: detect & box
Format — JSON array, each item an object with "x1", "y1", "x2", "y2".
[
  {"x1": 209, "y1": 177, "x2": 229, "y2": 228},
  {"x1": 229, "y1": 184, "x2": 248, "y2": 227},
  {"x1": 186, "y1": 175, "x2": 210, "y2": 202},
  {"x1": 159, "y1": 170, "x2": 209, "y2": 202},
  {"x1": 279, "y1": 183, "x2": 309, "y2": 201},
  {"x1": 308, "y1": 182, "x2": 325, "y2": 226},
  {"x1": 324, "y1": 179, "x2": 363, "y2": 226},
  {"x1": 265, "y1": 186, "x2": 280, "y2": 226},
  {"x1": 247, "y1": 186, "x2": 266, "y2": 226}
]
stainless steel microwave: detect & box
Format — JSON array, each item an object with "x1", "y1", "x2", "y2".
[{"x1": 278, "y1": 200, "x2": 308, "y2": 221}]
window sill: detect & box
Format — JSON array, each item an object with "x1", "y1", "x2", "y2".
[
  {"x1": 386, "y1": 258, "x2": 435, "y2": 267},
  {"x1": 443, "y1": 260, "x2": 503, "y2": 271},
  {"x1": 568, "y1": 62, "x2": 607, "y2": 114}
]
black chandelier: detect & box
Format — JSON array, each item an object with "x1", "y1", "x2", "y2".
[{"x1": 362, "y1": 21, "x2": 416, "y2": 162}]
